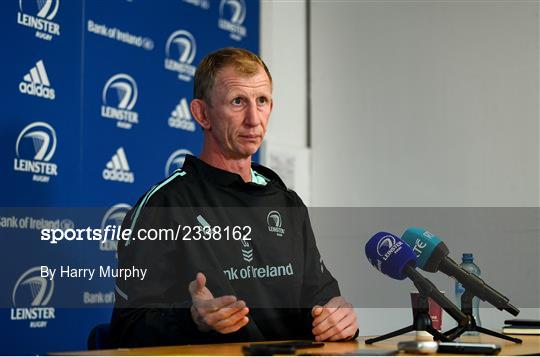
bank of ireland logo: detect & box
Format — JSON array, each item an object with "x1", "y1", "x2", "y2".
[
  {"x1": 218, "y1": 0, "x2": 247, "y2": 41},
  {"x1": 183, "y1": 0, "x2": 210, "y2": 10},
  {"x1": 14, "y1": 122, "x2": 58, "y2": 183},
  {"x1": 100, "y1": 203, "x2": 131, "y2": 253},
  {"x1": 11, "y1": 267, "x2": 55, "y2": 328},
  {"x1": 17, "y1": 0, "x2": 61, "y2": 41},
  {"x1": 164, "y1": 30, "x2": 197, "y2": 82},
  {"x1": 102, "y1": 147, "x2": 135, "y2": 183},
  {"x1": 165, "y1": 149, "x2": 193, "y2": 177},
  {"x1": 168, "y1": 98, "x2": 196, "y2": 132},
  {"x1": 267, "y1": 210, "x2": 285, "y2": 237},
  {"x1": 101, "y1": 73, "x2": 139, "y2": 129},
  {"x1": 19, "y1": 60, "x2": 56, "y2": 100}
]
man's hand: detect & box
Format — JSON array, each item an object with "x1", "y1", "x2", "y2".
[
  {"x1": 189, "y1": 272, "x2": 250, "y2": 334},
  {"x1": 311, "y1": 296, "x2": 358, "y2": 341}
]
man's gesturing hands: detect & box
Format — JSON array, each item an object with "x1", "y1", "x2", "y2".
[
  {"x1": 311, "y1": 296, "x2": 358, "y2": 341},
  {"x1": 189, "y1": 273, "x2": 356, "y2": 340},
  {"x1": 189, "y1": 272, "x2": 250, "y2": 333}
]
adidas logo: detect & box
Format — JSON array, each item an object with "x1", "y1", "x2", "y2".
[
  {"x1": 19, "y1": 60, "x2": 56, "y2": 100},
  {"x1": 168, "y1": 98, "x2": 195, "y2": 132},
  {"x1": 102, "y1": 147, "x2": 135, "y2": 183}
]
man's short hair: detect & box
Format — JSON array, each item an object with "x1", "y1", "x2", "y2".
[{"x1": 194, "y1": 47, "x2": 272, "y2": 103}]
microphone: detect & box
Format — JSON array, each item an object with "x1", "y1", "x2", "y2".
[
  {"x1": 365, "y1": 232, "x2": 469, "y2": 325},
  {"x1": 401, "y1": 227, "x2": 519, "y2": 316}
]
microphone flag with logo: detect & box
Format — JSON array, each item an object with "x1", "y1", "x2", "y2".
[
  {"x1": 401, "y1": 227, "x2": 448, "y2": 272},
  {"x1": 365, "y1": 231, "x2": 417, "y2": 280}
]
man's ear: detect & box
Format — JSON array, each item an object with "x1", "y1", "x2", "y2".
[{"x1": 190, "y1": 99, "x2": 211, "y2": 130}]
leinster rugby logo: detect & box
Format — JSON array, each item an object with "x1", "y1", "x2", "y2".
[
  {"x1": 267, "y1": 210, "x2": 285, "y2": 237},
  {"x1": 376, "y1": 235, "x2": 396, "y2": 257},
  {"x1": 101, "y1": 73, "x2": 139, "y2": 129},
  {"x1": 17, "y1": 0, "x2": 61, "y2": 41},
  {"x1": 164, "y1": 30, "x2": 197, "y2": 82},
  {"x1": 218, "y1": 0, "x2": 247, "y2": 41},
  {"x1": 375, "y1": 234, "x2": 403, "y2": 265},
  {"x1": 11, "y1": 266, "x2": 55, "y2": 328},
  {"x1": 13, "y1": 121, "x2": 58, "y2": 183}
]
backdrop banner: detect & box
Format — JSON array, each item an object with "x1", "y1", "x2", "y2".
[{"x1": 0, "y1": 0, "x2": 259, "y2": 354}]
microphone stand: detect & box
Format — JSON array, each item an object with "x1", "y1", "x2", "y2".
[
  {"x1": 443, "y1": 290, "x2": 522, "y2": 343},
  {"x1": 365, "y1": 294, "x2": 450, "y2": 344}
]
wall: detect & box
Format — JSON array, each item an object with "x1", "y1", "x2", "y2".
[
  {"x1": 260, "y1": 0, "x2": 312, "y2": 203},
  {"x1": 262, "y1": 0, "x2": 540, "y2": 336}
]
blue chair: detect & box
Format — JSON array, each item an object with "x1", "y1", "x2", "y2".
[{"x1": 87, "y1": 323, "x2": 112, "y2": 350}]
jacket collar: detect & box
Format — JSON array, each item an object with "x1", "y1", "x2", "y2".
[{"x1": 183, "y1": 155, "x2": 287, "y2": 190}]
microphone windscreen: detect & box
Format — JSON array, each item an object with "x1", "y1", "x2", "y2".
[
  {"x1": 365, "y1": 232, "x2": 417, "y2": 280},
  {"x1": 401, "y1": 227, "x2": 448, "y2": 272}
]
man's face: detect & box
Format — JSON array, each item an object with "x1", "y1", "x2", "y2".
[{"x1": 204, "y1": 65, "x2": 273, "y2": 159}]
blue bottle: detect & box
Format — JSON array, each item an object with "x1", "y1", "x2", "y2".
[{"x1": 455, "y1": 253, "x2": 481, "y2": 335}]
